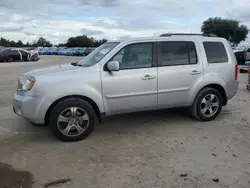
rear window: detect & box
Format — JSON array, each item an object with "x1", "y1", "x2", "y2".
[{"x1": 203, "y1": 42, "x2": 228, "y2": 63}]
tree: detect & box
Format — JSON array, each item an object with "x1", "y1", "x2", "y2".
[
  {"x1": 17, "y1": 40, "x2": 23, "y2": 47},
  {"x1": 65, "y1": 35, "x2": 107, "y2": 47},
  {"x1": 36, "y1": 37, "x2": 50, "y2": 47},
  {"x1": 0, "y1": 35, "x2": 105, "y2": 48},
  {"x1": 201, "y1": 17, "x2": 249, "y2": 46}
]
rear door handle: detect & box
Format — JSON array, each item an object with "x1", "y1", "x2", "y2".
[
  {"x1": 141, "y1": 74, "x2": 155, "y2": 80},
  {"x1": 190, "y1": 70, "x2": 201, "y2": 75}
]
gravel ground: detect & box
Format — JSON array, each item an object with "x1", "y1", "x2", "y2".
[{"x1": 0, "y1": 56, "x2": 250, "y2": 188}]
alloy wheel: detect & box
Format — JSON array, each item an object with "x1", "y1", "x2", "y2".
[
  {"x1": 57, "y1": 107, "x2": 89, "y2": 137},
  {"x1": 200, "y1": 94, "x2": 219, "y2": 117}
]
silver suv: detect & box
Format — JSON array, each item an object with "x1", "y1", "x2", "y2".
[{"x1": 13, "y1": 34, "x2": 239, "y2": 141}]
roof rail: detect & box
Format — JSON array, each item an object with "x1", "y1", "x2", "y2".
[{"x1": 160, "y1": 33, "x2": 217, "y2": 37}]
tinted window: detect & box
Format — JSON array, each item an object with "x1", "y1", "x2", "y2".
[
  {"x1": 0, "y1": 49, "x2": 10, "y2": 54},
  {"x1": 112, "y1": 43, "x2": 153, "y2": 70},
  {"x1": 203, "y1": 42, "x2": 228, "y2": 63},
  {"x1": 188, "y1": 42, "x2": 197, "y2": 64},
  {"x1": 158, "y1": 41, "x2": 197, "y2": 66},
  {"x1": 20, "y1": 50, "x2": 28, "y2": 55},
  {"x1": 9, "y1": 50, "x2": 19, "y2": 56}
]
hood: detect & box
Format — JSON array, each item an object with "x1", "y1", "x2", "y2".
[{"x1": 24, "y1": 64, "x2": 81, "y2": 77}]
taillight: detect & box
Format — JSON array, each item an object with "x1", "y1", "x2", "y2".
[
  {"x1": 0, "y1": 53, "x2": 3, "y2": 57},
  {"x1": 235, "y1": 64, "x2": 238, "y2": 80}
]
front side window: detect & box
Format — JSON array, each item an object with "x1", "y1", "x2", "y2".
[
  {"x1": 111, "y1": 43, "x2": 153, "y2": 70},
  {"x1": 158, "y1": 41, "x2": 197, "y2": 66},
  {"x1": 203, "y1": 42, "x2": 228, "y2": 63}
]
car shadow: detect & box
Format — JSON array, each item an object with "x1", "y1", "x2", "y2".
[
  {"x1": 96, "y1": 108, "x2": 194, "y2": 133},
  {"x1": 5, "y1": 107, "x2": 230, "y2": 143}
]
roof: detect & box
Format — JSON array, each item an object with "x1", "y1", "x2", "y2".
[{"x1": 110, "y1": 35, "x2": 225, "y2": 44}]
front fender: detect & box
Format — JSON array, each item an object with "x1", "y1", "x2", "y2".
[
  {"x1": 35, "y1": 82, "x2": 104, "y2": 123},
  {"x1": 46, "y1": 84, "x2": 104, "y2": 112}
]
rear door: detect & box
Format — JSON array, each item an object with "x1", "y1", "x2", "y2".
[
  {"x1": 157, "y1": 40, "x2": 203, "y2": 108},
  {"x1": 9, "y1": 49, "x2": 22, "y2": 60}
]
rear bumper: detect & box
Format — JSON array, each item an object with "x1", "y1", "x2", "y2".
[
  {"x1": 13, "y1": 93, "x2": 45, "y2": 124},
  {"x1": 226, "y1": 80, "x2": 239, "y2": 99}
]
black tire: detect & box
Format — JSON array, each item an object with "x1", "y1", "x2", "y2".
[
  {"x1": 7, "y1": 56, "x2": 14, "y2": 62},
  {"x1": 191, "y1": 87, "x2": 223, "y2": 121},
  {"x1": 49, "y1": 98, "x2": 96, "y2": 142}
]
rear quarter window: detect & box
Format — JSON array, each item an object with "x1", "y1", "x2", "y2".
[{"x1": 203, "y1": 42, "x2": 228, "y2": 63}]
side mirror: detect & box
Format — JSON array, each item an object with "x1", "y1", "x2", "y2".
[{"x1": 107, "y1": 61, "x2": 119, "y2": 71}]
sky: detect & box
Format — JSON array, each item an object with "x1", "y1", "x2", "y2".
[{"x1": 0, "y1": 0, "x2": 250, "y2": 44}]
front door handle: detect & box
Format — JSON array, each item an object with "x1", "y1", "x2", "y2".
[
  {"x1": 190, "y1": 70, "x2": 201, "y2": 75},
  {"x1": 141, "y1": 74, "x2": 155, "y2": 80}
]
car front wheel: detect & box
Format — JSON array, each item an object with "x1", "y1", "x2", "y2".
[
  {"x1": 191, "y1": 87, "x2": 223, "y2": 121},
  {"x1": 49, "y1": 98, "x2": 96, "y2": 142}
]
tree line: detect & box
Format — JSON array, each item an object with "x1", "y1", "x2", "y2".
[
  {"x1": 0, "y1": 37, "x2": 52, "y2": 48},
  {"x1": 0, "y1": 35, "x2": 108, "y2": 48},
  {"x1": 58, "y1": 36, "x2": 108, "y2": 47},
  {"x1": 0, "y1": 17, "x2": 249, "y2": 48}
]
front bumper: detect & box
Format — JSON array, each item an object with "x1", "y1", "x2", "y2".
[{"x1": 13, "y1": 93, "x2": 45, "y2": 124}]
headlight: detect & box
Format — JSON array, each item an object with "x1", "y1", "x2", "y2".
[{"x1": 17, "y1": 75, "x2": 36, "y2": 91}]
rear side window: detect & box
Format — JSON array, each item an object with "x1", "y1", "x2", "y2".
[
  {"x1": 158, "y1": 41, "x2": 197, "y2": 66},
  {"x1": 203, "y1": 42, "x2": 228, "y2": 63}
]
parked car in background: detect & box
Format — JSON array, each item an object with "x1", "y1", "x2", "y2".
[
  {"x1": 26, "y1": 47, "x2": 35, "y2": 51},
  {"x1": 13, "y1": 34, "x2": 238, "y2": 141},
  {"x1": 0, "y1": 48, "x2": 39, "y2": 62},
  {"x1": 233, "y1": 46, "x2": 250, "y2": 65},
  {"x1": 58, "y1": 48, "x2": 67, "y2": 56},
  {"x1": 75, "y1": 48, "x2": 84, "y2": 56},
  {"x1": 28, "y1": 49, "x2": 40, "y2": 61},
  {"x1": 65, "y1": 49, "x2": 75, "y2": 56},
  {"x1": 51, "y1": 48, "x2": 60, "y2": 55},
  {"x1": 45, "y1": 48, "x2": 57, "y2": 55},
  {"x1": 83, "y1": 47, "x2": 95, "y2": 56}
]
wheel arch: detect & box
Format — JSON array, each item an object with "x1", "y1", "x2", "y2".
[
  {"x1": 44, "y1": 95, "x2": 102, "y2": 125},
  {"x1": 196, "y1": 84, "x2": 227, "y2": 106}
]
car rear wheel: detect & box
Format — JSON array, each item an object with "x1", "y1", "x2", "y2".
[
  {"x1": 191, "y1": 87, "x2": 223, "y2": 121},
  {"x1": 7, "y1": 56, "x2": 14, "y2": 62},
  {"x1": 49, "y1": 98, "x2": 96, "y2": 142}
]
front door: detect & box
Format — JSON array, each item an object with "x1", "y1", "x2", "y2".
[
  {"x1": 157, "y1": 41, "x2": 203, "y2": 108},
  {"x1": 101, "y1": 42, "x2": 157, "y2": 115}
]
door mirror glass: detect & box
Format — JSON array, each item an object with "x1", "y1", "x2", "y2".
[{"x1": 107, "y1": 61, "x2": 119, "y2": 71}]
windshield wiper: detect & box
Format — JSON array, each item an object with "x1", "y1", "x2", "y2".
[{"x1": 71, "y1": 62, "x2": 84, "y2": 67}]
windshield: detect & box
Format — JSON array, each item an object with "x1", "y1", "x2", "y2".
[{"x1": 77, "y1": 42, "x2": 119, "y2": 67}]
